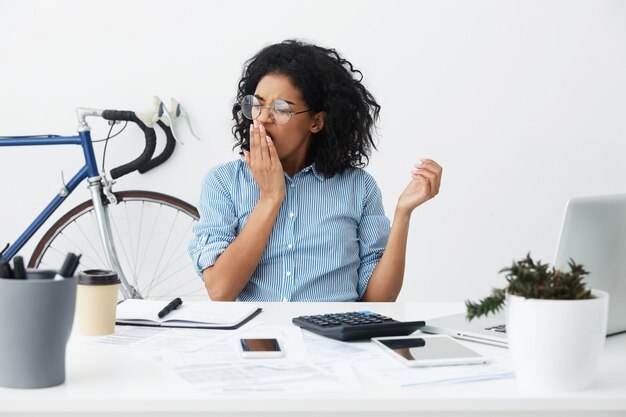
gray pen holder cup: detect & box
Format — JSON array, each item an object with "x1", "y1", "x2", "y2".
[{"x1": 0, "y1": 270, "x2": 77, "y2": 389}]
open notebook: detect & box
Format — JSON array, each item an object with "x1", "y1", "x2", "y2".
[{"x1": 116, "y1": 300, "x2": 262, "y2": 329}]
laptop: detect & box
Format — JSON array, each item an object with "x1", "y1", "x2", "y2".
[{"x1": 422, "y1": 193, "x2": 626, "y2": 347}]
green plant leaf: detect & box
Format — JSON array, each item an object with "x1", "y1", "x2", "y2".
[{"x1": 465, "y1": 253, "x2": 592, "y2": 321}]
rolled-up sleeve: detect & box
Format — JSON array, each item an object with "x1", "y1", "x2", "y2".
[
  {"x1": 188, "y1": 168, "x2": 238, "y2": 276},
  {"x1": 356, "y1": 175, "x2": 390, "y2": 299}
]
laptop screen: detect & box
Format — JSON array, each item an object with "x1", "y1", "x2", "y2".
[{"x1": 553, "y1": 194, "x2": 626, "y2": 335}]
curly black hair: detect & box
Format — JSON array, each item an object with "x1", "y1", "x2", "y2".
[{"x1": 231, "y1": 39, "x2": 381, "y2": 178}]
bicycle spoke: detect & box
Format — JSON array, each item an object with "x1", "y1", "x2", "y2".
[
  {"x1": 151, "y1": 211, "x2": 178, "y2": 282},
  {"x1": 144, "y1": 210, "x2": 180, "y2": 296},
  {"x1": 145, "y1": 251, "x2": 192, "y2": 291},
  {"x1": 143, "y1": 259, "x2": 197, "y2": 298},
  {"x1": 133, "y1": 201, "x2": 146, "y2": 279},
  {"x1": 145, "y1": 215, "x2": 195, "y2": 291},
  {"x1": 145, "y1": 213, "x2": 186, "y2": 285},
  {"x1": 75, "y1": 213, "x2": 108, "y2": 267},
  {"x1": 50, "y1": 232, "x2": 103, "y2": 269},
  {"x1": 123, "y1": 202, "x2": 138, "y2": 276},
  {"x1": 138, "y1": 208, "x2": 201, "y2": 298},
  {"x1": 135, "y1": 204, "x2": 163, "y2": 283},
  {"x1": 38, "y1": 260, "x2": 52, "y2": 268},
  {"x1": 154, "y1": 217, "x2": 196, "y2": 281}
]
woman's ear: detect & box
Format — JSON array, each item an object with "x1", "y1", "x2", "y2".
[{"x1": 310, "y1": 111, "x2": 326, "y2": 133}]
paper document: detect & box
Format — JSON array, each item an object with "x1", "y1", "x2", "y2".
[
  {"x1": 84, "y1": 325, "x2": 244, "y2": 352},
  {"x1": 116, "y1": 300, "x2": 261, "y2": 329},
  {"x1": 147, "y1": 324, "x2": 363, "y2": 393},
  {"x1": 84, "y1": 326, "x2": 166, "y2": 347}
]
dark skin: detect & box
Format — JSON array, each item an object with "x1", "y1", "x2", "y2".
[{"x1": 202, "y1": 73, "x2": 443, "y2": 301}]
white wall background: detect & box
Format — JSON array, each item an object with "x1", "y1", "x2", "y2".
[{"x1": 1, "y1": 0, "x2": 625, "y2": 302}]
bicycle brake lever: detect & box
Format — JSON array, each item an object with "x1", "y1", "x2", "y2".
[
  {"x1": 156, "y1": 98, "x2": 183, "y2": 145},
  {"x1": 170, "y1": 98, "x2": 201, "y2": 141}
]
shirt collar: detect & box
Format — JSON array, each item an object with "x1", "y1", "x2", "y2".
[{"x1": 306, "y1": 163, "x2": 326, "y2": 182}]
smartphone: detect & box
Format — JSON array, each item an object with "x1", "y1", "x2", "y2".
[
  {"x1": 371, "y1": 335, "x2": 490, "y2": 367},
  {"x1": 238, "y1": 338, "x2": 284, "y2": 359}
]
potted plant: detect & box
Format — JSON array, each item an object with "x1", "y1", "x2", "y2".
[{"x1": 466, "y1": 253, "x2": 609, "y2": 392}]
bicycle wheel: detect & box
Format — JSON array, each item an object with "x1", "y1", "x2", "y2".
[{"x1": 29, "y1": 190, "x2": 207, "y2": 300}]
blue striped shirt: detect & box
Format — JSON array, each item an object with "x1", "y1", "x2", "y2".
[{"x1": 188, "y1": 159, "x2": 390, "y2": 302}]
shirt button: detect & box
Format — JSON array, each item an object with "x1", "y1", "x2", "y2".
[
  {"x1": 282, "y1": 297, "x2": 288, "y2": 302},
  {"x1": 290, "y1": 183, "x2": 295, "y2": 188},
  {"x1": 286, "y1": 271, "x2": 292, "y2": 277},
  {"x1": 287, "y1": 243, "x2": 293, "y2": 249},
  {"x1": 289, "y1": 212, "x2": 295, "y2": 218}
]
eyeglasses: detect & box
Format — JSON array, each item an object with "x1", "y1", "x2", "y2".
[{"x1": 240, "y1": 95, "x2": 310, "y2": 125}]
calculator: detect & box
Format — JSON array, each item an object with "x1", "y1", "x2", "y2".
[{"x1": 292, "y1": 311, "x2": 425, "y2": 341}]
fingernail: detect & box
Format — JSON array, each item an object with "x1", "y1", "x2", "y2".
[
  {"x1": 253, "y1": 119, "x2": 258, "y2": 128},
  {"x1": 415, "y1": 161, "x2": 423, "y2": 167},
  {"x1": 250, "y1": 123, "x2": 254, "y2": 131},
  {"x1": 266, "y1": 136, "x2": 271, "y2": 142}
]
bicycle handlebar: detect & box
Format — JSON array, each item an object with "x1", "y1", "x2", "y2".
[
  {"x1": 77, "y1": 97, "x2": 196, "y2": 180},
  {"x1": 101, "y1": 110, "x2": 158, "y2": 180},
  {"x1": 137, "y1": 120, "x2": 176, "y2": 174}
]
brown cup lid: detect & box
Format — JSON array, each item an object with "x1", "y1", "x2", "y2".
[{"x1": 78, "y1": 269, "x2": 121, "y2": 285}]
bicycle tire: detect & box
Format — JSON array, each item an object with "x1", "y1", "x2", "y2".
[{"x1": 28, "y1": 190, "x2": 207, "y2": 300}]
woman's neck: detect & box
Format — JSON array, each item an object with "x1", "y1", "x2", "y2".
[
  {"x1": 282, "y1": 156, "x2": 311, "y2": 177},
  {"x1": 281, "y1": 143, "x2": 313, "y2": 177}
]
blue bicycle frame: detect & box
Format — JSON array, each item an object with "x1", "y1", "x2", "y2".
[{"x1": 0, "y1": 131, "x2": 100, "y2": 261}]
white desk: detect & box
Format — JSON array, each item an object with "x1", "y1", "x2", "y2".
[{"x1": 1, "y1": 302, "x2": 625, "y2": 417}]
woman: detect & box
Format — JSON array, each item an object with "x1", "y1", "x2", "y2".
[{"x1": 189, "y1": 40, "x2": 442, "y2": 302}]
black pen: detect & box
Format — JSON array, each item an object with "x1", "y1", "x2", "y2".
[
  {"x1": 59, "y1": 253, "x2": 81, "y2": 278},
  {"x1": 0, "y1": 260, "x2": 14, "y2": 279},
  {"x1": 67, "y1": 254, "x2": 81, "y2": 277},
  {"x1": 12, "y1": 256, "x2": 26, "y2": 279},
  {"x1": 158, "y1": 297, "x2": 183, "y2": 319}
]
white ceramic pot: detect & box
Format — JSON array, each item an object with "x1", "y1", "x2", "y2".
[{"x1": 506, "y1": 289, "x2": 609, "y2": 392}]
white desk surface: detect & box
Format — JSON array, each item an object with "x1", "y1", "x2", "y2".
[{"x1": 1, "y1": 302, "x2": 625, "y2": 417}]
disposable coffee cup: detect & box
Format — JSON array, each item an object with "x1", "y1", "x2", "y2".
[{"x1": 76, "y1": 269, "x2": 121, "y2": 336}]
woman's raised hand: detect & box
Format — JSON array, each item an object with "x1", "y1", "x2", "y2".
[
  {"x1": 397, "y1": 158, "x2": 443, "y2": 214},
  {"x1": 243, "y1": 120, "x2": 286, "y2": 204}
]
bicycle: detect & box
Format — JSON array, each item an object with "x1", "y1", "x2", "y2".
[{"x1": 0, "y1": 98, "x2": 206, "y2": 300}]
